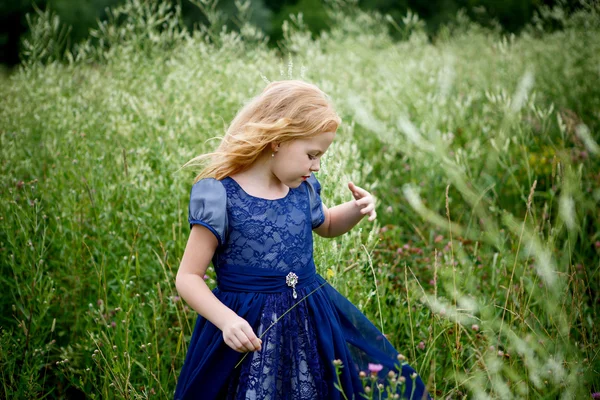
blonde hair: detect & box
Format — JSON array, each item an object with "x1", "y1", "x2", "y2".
[{"x1": 186, "y1": 80, "x2": 341, "y2": 182}]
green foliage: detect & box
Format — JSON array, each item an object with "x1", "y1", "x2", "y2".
[{"x1": 1, "y1": 0, "x2": 599, "y2": 398}]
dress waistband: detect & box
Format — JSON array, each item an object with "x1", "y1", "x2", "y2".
[{"x1": 217, "y1": 263, "x2": 317, "y2": 295}]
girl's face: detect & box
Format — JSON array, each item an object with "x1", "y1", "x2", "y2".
[{"x1": 271, "y1": 131, "x2": 336, "y2": 188}]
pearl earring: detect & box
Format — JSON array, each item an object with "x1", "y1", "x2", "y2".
[{"x1": 271, "y1": 152, "x2": 275, "y2": 158}]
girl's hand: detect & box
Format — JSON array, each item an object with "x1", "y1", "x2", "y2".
[
  {"x1": 348, "y1": 182, "x2": 377, "y2": 222},
  {"x1": 221, "y1": 315, "x2": 262, "y2": 353}
]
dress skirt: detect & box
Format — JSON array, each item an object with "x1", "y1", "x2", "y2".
[{"x1": 174, "y1": 267, "x2": 431, "y2": 400}]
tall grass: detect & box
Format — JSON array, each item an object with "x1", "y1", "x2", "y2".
[{"x1": 1, "y1": 0, "x2": 598, "y2": 398}]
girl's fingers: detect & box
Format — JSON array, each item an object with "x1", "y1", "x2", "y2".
[
  {"x1": 350, "y1": 183, "x2": 368, "y2": 195},
  {"x1": 356, "y1": 196, "x2": 373, "y2": 206},
  {"x1": 348, "y1": 182, "x2": 367, "y2": 198},
  {"x1": 226, "y1": 335, "x2": 245, "y2": 353},
  {"x1": 240, "y1": 324, "x2": 262, "y2": 351},
  {"x1": 234, "y1": 330, "x2": 257, "y2": 352},
  {"x1": 367, "y1": 211, "x2": 377, "y2": 221},
  {"x1": 361, "y1": 203, "x2": 375, "y2": 214}
]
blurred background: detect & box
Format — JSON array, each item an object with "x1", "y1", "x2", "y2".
[{"x1": 1, "y1": 0, "x2": 568, "y2": 68}]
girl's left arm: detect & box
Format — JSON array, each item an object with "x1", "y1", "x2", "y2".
[{"x1": 314, "y1": 182, "x2": 376, "y2": 238}]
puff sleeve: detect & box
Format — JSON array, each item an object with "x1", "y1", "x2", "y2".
[
  {"x1": 306, "y1": 173, "x2": 325, "y2": 229},
  {"x1": 188, "y1": 178, "x2": 228, "y2": 246}
]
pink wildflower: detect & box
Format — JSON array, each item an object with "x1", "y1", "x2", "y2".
[{"x1": 368, "y1": 363, "x2": 383, "y2": 374}]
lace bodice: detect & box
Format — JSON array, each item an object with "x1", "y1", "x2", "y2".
[{"x1": 188, "y1": 174, "x2": 325, "y2": 274}]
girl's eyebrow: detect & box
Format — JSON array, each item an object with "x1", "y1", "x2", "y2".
[{"x1": 308, "y1": 150, "x2": 323, "y2": 155}]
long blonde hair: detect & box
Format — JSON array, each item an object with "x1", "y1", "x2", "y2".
[{"x1": 186, "y1": 80, "x2": 341, "y2": 182}]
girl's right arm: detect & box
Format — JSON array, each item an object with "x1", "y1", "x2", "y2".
[{"x1": 175, "y1": 224, "x2": 262, "y2": 353}]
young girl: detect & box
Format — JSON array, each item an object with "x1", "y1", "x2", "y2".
[{"x1": 174, "y1": 80, "x2": 431, "y2": 399}]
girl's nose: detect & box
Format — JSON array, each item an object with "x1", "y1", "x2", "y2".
[{"x1": 311, "y1": 159, "x2": 320, "y2": 172}]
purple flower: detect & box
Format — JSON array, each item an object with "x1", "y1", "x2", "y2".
[
  {"x1": 368, "y1": 363, "x2": 383, "y2": 374},
  {"x1": 592, "y1": 393, "x2": 600, "y2": 399},
  {"x1": 418, "y1": 341, "x2": 425, "y2": 350}
]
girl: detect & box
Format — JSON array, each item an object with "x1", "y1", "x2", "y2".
[{"x1": 174, "y1": 80, "x2": 431, "y2": 399}]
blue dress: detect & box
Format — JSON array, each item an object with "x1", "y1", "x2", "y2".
[{"x1": 175, "y1": 174, "x2": 431, "y2": 400}]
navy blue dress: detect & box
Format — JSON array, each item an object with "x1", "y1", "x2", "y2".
[{"x1": 174, "y1": 174, "x2": 431, "y2": 400}]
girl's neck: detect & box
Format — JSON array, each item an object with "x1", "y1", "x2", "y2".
[{"x1": 229, "y1": 153, "x2": 289, "y2": 199}]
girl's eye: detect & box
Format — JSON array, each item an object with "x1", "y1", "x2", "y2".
[{"x1": 308, "y1": 154, "x2": 317, "y2": 160}]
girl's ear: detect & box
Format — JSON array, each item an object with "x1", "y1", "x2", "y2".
[{"x1": 270, "y1": 142, "x2": 280, "y2": 152}]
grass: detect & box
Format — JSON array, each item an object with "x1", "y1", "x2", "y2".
[{"x1": 1, "y1": 0, "x2": 599, "y2": 398}]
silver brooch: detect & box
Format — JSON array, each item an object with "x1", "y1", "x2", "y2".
[{"x1": 286, "y1": 272, "x2": 299, "y2": 299}]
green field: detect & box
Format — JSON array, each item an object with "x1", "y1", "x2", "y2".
[{"x1": 1, "y1": 1, "x2": 599, "y2": 398}]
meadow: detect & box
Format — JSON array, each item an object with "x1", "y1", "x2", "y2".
[{"x1": 1, "y1": 0, "x2": 599, "y2": 398}]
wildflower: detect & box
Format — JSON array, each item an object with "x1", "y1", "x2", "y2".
[
  {"x1": 418, "y1": 341, "x2": 425, "y2": 350},
  {"x1": 434, "y1": 235, "x2": 443, "y2": 243},
  {"x1": 472, "y1": 324, "x2": 480, "y2": 331},
  {"x1": 498, "y1": 350, "x2": 504, "y2": 357},
  {"x1": 359, "y1": 371, "x2": 367, "y2": 379},
  {"x1": 388, "y1": 370, "x2": 396, "y2": 379},
  {"x1": 592, "y1": 393, "x2": 600, "y2": 399},
  {"x1": 386, "y1": 206, "x2": 393, "y2": 213},
  {"x1": 595, "y1": 241, "x2": 600, "y2": 249},
  {"x1": 410, "y1": 372, "x2": 417, "y2": 380},
  {"x1": 111, "y1": 321, "x2": 117, "y2": 328},
  {"x1": 332, "y1": 359, "x2": 343, "y2": 366},
  {"x1": 396, "y1": 248, "x2": 403, "y2": 254},
  {"x1": 203, "y1": 275, "x2": 209, "y2": 280},
  {"x1": 399, "y1": 376, "x2": 406, "y2": 384},
  {"x1": 326, "y1": 268, "x2": 335, "y2": 279},
  {"x1": 377, "y1": 383, "x2": 384, "y2": 390},
  {"x1": 368, "y1": 363, "x2": 383, "y2": 375},
  {"x1": 397, "y1": 354, "x2": 406, "y2": 362},
  {"x1": 364, "y1": 386, "x2": 371, "y2": 393}
]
